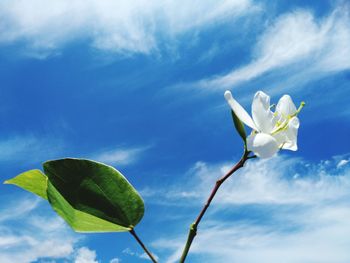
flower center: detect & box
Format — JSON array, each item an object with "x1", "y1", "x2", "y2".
[{"x1": 271, "y1": 101, "x2": 305, "y2": 135}]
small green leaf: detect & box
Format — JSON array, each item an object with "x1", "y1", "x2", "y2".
[
  {"x1": 4, "y1": 169, "x2": 48, "y2": 199},
  {"x1": 231, "y1": 110, "x2": 247, "y2": 146},
  {"x1": 43, "y1": 158, "x2": 144, "y2": 229}
]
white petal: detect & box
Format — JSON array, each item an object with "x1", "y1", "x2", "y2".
[
  {"x1": 247, "y1": 133, "x2": 279, "y2": 159},
  {"x1": 272, "y1": 131, "x2": 288, "y2": 148},
  {"x1": 224, "y1": 90, "x2": 257, "y2": 130},
  {"x1": 251, "y1": 91, "x2": 276, "y2": 133},
  {"x1": 281, "y1": 117, "x2": 300, "y2": 151},
  {"x1": 276, "y1": 95, "x2": 297, "y2": 118}
]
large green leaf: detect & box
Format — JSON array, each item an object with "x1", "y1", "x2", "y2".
[
  {"x1": 4, "y1": 169, "x2": 48, "y2": 199},
  {"x1": 47, "y1": 181, "x2": 130, "y2": 232},
  {"x1": 4, "y1": 160, "x2": 145, "y2": 233},
  {"x1": 43, "y1": 158, "x2": 144, "y2": 229}
]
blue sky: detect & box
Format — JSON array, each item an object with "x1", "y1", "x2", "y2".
[{"x1": 1, "y1": 0, "x2": 350, "y2": 262}]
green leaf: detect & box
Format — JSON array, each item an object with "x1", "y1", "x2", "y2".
[
  {"x1": 4, "y1": 169, "x2": 48, "y2": 200},
  {"x1": 4, "y1": 162, "x2": 139, "y2": 232},
  {"x1": 47, "y1": 181, "x2": 130, "y2": 232},
  {"x1": 43, "y1": 158, "x2": 145, "y2": 229},
  {"x1": 231, "y1": 110, "x2": 247, "y2": 146}
]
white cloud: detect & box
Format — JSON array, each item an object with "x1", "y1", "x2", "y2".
[
  {"x1": 157, "y1": 205, "x2": 350, "y2": 263},
  {"x1": 0, "y1": 198, "x2": 77, "y2": 263},
  {"x1": 198, "y1": 5, "x2": 350, "y2": 89},
  {"x1": 0, "y1": 0, "x2": 256, "y2": 57},
  {"x1": 0, "y1": 197, "x2": 101, "y2": 263},
  {"x1": 0, "y1": 135, "x2": 63, "y2": 163},
  {"x1": 149, "y1": 154, "x2": 350, "y2": 206},
  {"x1": 91, "y1": 145, "x2": 149, "y2": 166},
  {"x1": 123, "y1": 247, "x2": 159, "y2": 261},
  {"x1": 149, "y1": 154, "x2": 350, "y2": 263},
  {"x1": 139, "y1": 252, "x2": 159, "y2": 261},
  {"x1": 0, "y1": 198, "x2": 40, "y2": 222},
  {"x1": 109, "y1": 258, "x2": 121, "y2": 263},
  {"x1": 74, "y1": 247, "x2": 98, "y2": 263},
  {"x1": 215, "y1": 157, "x2": 350, "y2": 205},
  {"x1": 122, "y1": 247, "x2": 135, "y2": 256},
  {"x1": 337, "y1": 159, "x2": 349, "y2": 168},
  {"x1": 0, "y1": 135, "x2": 146, "y2": 167}
]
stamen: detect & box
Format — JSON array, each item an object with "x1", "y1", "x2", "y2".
[
  {"x1": 296, "y1": 101, "x2": 305, "y2": 114},
  {"x1": 271, "y1": 119, "x2": 289, "y2": 135},
  {"x1": 272, "y1": 101, "x2": 305, "y2": 135},
  {"x1": 293, "y1": 101, "x2": 306, "y2": 117}
]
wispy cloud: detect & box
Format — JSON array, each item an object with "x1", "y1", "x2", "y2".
[
  {"x1": 0, "y1": 135, "x2": 63, "y2": 164},
  {"x1": 123, "y1": 247, "x2": 159, "y2": 262},
  {"x1": 194, "y1": 5, "x2": 350, "y2": 90},
  {"x1": 90, "y1": 145, "x2": 150, "y2": 166},
  {"x1": 109, "y1": 258, "x2": 121, "y2": 263},
  {"x1": 143, "y1": 154, "x2": 350, "y2": 206},
  {"x1": 0, "y1": 198, "x2": 76, "y2": 263},
  {"x1": 157, "y1": 205, "x2": 350, "y2": 263},
  {"x1": 337, "y1": 159, "x2": 349, "y2": 168},
  {"x1": 0, "y1": 0, "x2": 257, "y2": 58},
  {"x1": 0, "y1": 197, "x2": 101, "y2": 263},
  {"x1": 0, "y1": 198, "x2": 40, "y2": 223},
  {"x1": 147, "y1": 153, "x2": 350, "y2": 262}
]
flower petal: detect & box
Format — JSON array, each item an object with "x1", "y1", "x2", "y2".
[
  {"x1": 224, "y1": 91, "x2": 257, "y2": 130},
  {"x1": 272, "y1": 131, "x2": 288, "y2": 148},
  {"x1": 247, "y1": 133, "x2": 279, "y2": 158},
  {"x1": 276, "y1": 95, "x2": 297, "y2": 118},
  {"x1": 281, "y1": 116, "x2": 300, "y2": 151},
  {"x1": 252, "y1": 91, "x2": 276, "y2": 133}
]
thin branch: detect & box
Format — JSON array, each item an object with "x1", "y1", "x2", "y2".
[
  {"x1": 179, "y1": 151, "x2": 250, "y2": 263},
  {"x1": 130, "y1": 229, "x2": 158, "y2": 263}
]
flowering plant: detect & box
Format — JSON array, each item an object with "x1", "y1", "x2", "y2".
[{"x1": 4, "y1": 90, "x2": 304, "y2": 263}]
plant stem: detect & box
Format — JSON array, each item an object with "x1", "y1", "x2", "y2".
[
  {"x1": 130, "y1": 229, "x2": 158, "y2": 263},
  {"x1": 179, "y1": 151, "x2": 250, "y2": 263}
]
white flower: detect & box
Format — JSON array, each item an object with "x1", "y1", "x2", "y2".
[{"x1": 224, "y1": 90, "x2": 304, "y2": 158}]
